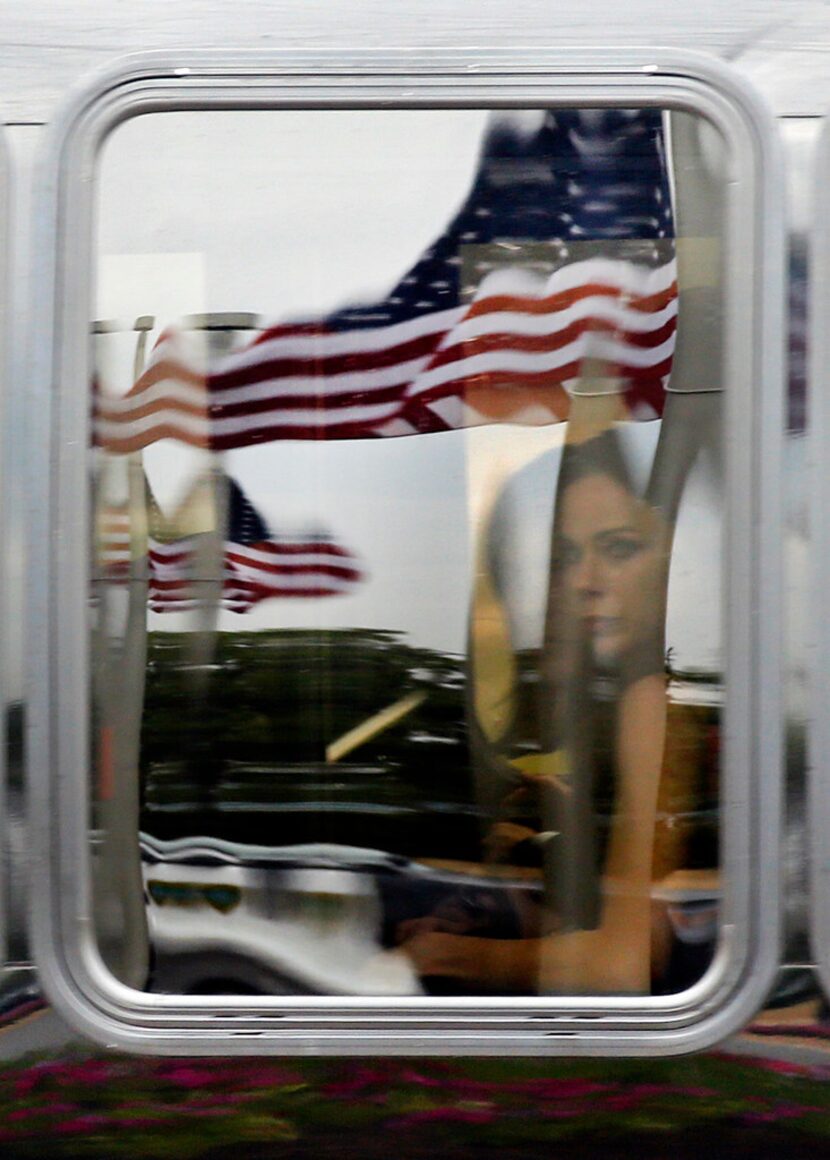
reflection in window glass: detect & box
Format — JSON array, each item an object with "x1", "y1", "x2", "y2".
[{"x1": 90, "y1": 108, "x2": 723, "y2": 998}]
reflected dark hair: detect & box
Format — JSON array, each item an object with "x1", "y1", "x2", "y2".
[{"x1": 554, "y1": 426, "x2": 636, "y2": 511}]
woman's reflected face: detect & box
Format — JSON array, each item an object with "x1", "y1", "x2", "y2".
[{"x1": 557, "y1": 472, "x2": 665, "y2": 665}]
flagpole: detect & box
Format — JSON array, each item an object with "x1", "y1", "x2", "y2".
[
  {"x1": 531, "y1": 130, "x2": 683, "y2": 980},
  {"x1": 541, "y1": 362, "x2": 627, "y2": 934},
  {"x1": 179, "y1": 314, "x2": 260, "y2": 809},
  {"x1": 91, "y1": 315, "x2": 154, "y2": 989},
  {"x1": 646, "y1": 111, "x2": 724, "y2": 523},
  {"x1": 535, "y1": 112, "x2": 726, "y2": 984}
]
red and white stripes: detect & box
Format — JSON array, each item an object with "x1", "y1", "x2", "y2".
[
  {"x1": 93, "y1": 257, "x2": 677, "y2": 452},
  {"x1": 148, "y1": 535, "x2": 364, "y2": 614}
]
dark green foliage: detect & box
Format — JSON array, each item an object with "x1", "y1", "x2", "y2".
[{"x1": 140, "y1": 629, "x2": 480, "y2": 858}]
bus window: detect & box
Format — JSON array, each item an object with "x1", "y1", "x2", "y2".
[{"x1": 29, "y1": 53, "x2": 784, "y2": 1053}]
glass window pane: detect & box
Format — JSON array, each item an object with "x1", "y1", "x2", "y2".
[{"x1": 89, "y1": 106, "x2": 727, "y2": 1000}]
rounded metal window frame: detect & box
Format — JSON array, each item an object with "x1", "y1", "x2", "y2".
[
  {"x1": 0, "y1": 123, "x2": 12, "y2": 972},
  {"x1": 27, "y1": 48, "x2": 785, "y2": 1055}
]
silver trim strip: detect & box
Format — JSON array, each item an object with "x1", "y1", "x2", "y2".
[
  {"x1": 0, "y1": 124, "x2": 11, "y2": 971},
  {"x1": 809, "y1": 118, "x2": 830, "y2": 997}
]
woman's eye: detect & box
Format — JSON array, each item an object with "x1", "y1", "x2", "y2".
[
  {"x1": 554, "y1": 541, "x2": 580, "y2": 570},
  {"x1": 602, "y1": 536, "x2": 644, "y2": 562}
]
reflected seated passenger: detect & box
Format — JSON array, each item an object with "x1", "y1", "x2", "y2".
[{"x1": 399, "y1": 429, "x2": 717, "y2": 995}]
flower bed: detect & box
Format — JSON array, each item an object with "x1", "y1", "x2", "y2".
[{"x1": 1, "y1": 1051, "x2": 830, "y2": 1157}]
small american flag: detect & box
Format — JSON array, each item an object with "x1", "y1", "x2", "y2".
[
  {"x1": 94, "y1": 109, "x2": 676, "y2": 452},
  {"x1": 95, "y1": 501, "x2": 133, "y2": 579},
  {"x1": 148, "y1": 478, "x2": 364, "y2": 613}
]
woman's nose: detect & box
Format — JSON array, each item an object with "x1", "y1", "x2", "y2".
[{"x1": 572, "y1": 549, "x2": 604, "y2": 596}]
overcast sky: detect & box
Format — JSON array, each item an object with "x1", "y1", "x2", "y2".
[{"x1": 93, "y1": 108, "x2": 732, "y2": 668}]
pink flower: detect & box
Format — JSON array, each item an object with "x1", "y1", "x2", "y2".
[
  {"x1": 540, "y1": 1105, "x2": 592, "y2": 1120},
  {"x1": 397, "y1": 1069, "x2": 444, "y2": 1088},
  {"x1": 116, "y1": 1116, "x2": 170, "y2": 1129},
  {"x1": 513, "y1": 1078, "x2": 610, "y2": 1099},
  {"x1": 227, "y1": 1065, "x2": 304, "y2": 1088},
  {"x1": 441, "y1": 1077, "x2": 503, "y2": 1096},
  {"x1": 55, "y1": 1061, "x2": 113, "y2": 1085},
  {"x1": 55, "y1": 1114, "x2": 110, "y2": 1135},
  {"x1": 715, "y1": 1052, "x2": 810, "y2": 1077},
  {"x1": 749, "y1": 1058, "x2": 810, "y2": 1077},
  {"x1": 159, "y1": 1066, "x2": 219, "y2": 1088},
  {"x1": 323, "y1": 1067, "x2": 389, "y2": 1097},
  {"x1": 600, "y1": 1093, "x2": 655, "y2": 1112},
  {"x1": 743, "y1": 1101, "x2": 824, "y2": 1123},
  {"x1": 389, "y1": 1107, "x2": 497, "y2": 1128},
  {"x1": 12, "y1": 1061, "x2": 68, "y2": 1096}
]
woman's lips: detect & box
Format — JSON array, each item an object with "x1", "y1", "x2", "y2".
[{"x1": 583, "y1": 616, "x2": 621, "y2": 637}]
